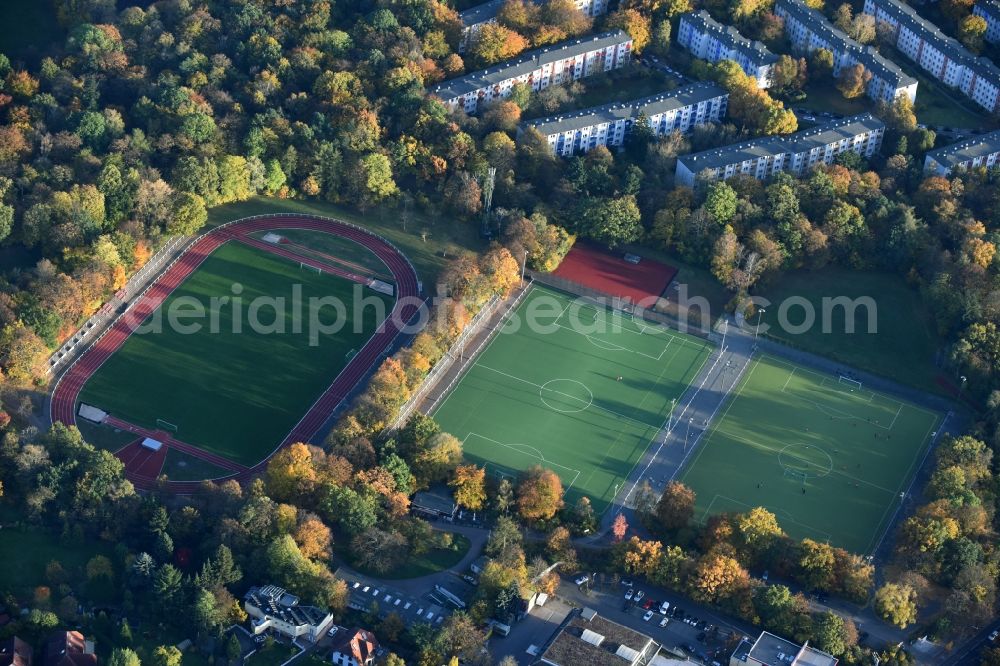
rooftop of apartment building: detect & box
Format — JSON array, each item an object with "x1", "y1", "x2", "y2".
[
  {"x1": 524, "y1": 81, "x2": 728, "y2": 134},
  {"x1": 680, "y1": 10, "x2": 779, "y2": 65},
  {"x1": 677, "y1": 113, "x2": 884, "y2": 171},
  {"x1": 430, "y1": 30, "x2": 631, "y2": 99},
  {"x1": 776, "y1": 0, "x2": 917, "y2": 87},
  {"x1": 924, "y1": 129, "x2": 1000, "y2": 167},
  {"x1": 459, "y1": 0, "x2": 505, "y2": 27}
]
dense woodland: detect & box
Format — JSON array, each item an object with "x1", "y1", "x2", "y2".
[{"x1": 1, "y1": 0, "x2": 1000, "y2": 663}]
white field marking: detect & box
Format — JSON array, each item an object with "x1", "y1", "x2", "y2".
[
  {"x1": 820, "y1": 376, "x2": 877, "y2": 403},
  {"x1": 473, "y1": 362, "x2": 661, "y2": 431},
  {"x1": 465, "y1": 432, "x2": 582, "y2": 491},
  {"x1": 866, "y1": 412, "x2": 944, "y2": 555},
  {"x1": 781, "y1": 367, "x2": 797, "y2": 392},
  {"x1": 708, "y1": 422, "x2": 899, "y2": 496},
  {"x1": 675, "y1": 352, "x2": 760, "y2": 486},
  {"x1": 551, "y1": 321, "x2": 678, "y2": 362},
  {"x1": 701, "y1": 493, "x2": 833, "y2": 543},
  {"x1": 781, "y1": 371, "x2": 904, "y2": 430}
]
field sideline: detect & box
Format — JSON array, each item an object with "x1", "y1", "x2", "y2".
[{"x1": 432, "y1": 285, "x2": 714, "y2": 515}]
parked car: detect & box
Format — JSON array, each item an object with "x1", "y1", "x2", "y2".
[
  {"x1": 643, "y1": 610, "x2": 655, "y2": 622},
  {"x1": 659, "y1": 617, "x2": 670, "y2": 628},
  {"x1": 634, "y1": 590, "x2": 645, "y2": 602},
  {"x1": 990, "y1": 630, "x2": 999, "y2": 642},
  {"x1": 659, "y1": 601, "x2": 671, "y2": 615},
  {"x1": 680, "y1": 644, "x2": 696, "y2": 654},
  {"x1": 625, "y1": 589, "x2": 634, "y2": 600},
  {"x1": 643, "y1": 599, "x2": 656, "y2": 610},
  {"x1": 575, "y1": 574, "x2": 589, "y2": 586},
  {"x1": 621, "y1": 580, "x2": 634, "y2": 588}
]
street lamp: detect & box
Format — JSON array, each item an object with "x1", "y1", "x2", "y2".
[
  {"x1": 685, "y1": 416, "x2": 693, "y2": 451},
  {"x1": 960, "y1": 375, "x2": 967, "y2": 397},
  {"x1": 754, "y1": 308, "x2": 766, "y2": 347},
  {"x1": 520, "y1": 249, "x2": 529, "y2": 283}
]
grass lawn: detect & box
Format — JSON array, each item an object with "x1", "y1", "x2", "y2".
[
  {"x1": 881, "y1": 45, "x2": 993, "y2": 129},
  {"x1": 161, "y1": 448, "x2": 234, "y2": 481},
  {"x1": 0, "y1": 0, "x2": 62, "y2": 60},
  {"x1": 0, "y1": 526, "x2": 117, "y2": 600},
  {"x1": 247, "y1": 642, "x2": 299, "y2": 666},
  {"x1": 432, "y1": 285, "x2": 713, "y2": 514},
  {"x1": 797, "y1": 81, "x2": 870, "y2": 117},
  {"x1": 208, "y1": 196, "x2": 482, "y2": 284},
  {"x1": 79, "y1": 241, "x2": 391, "y2": 466},
  {"x1": 757, "y1": 268, "x2": 942, "y2": 392},
  {"x1": 679, "y1": 354, "x2": 941, "y2": 554},
  {"x1": 350, "y1": 534, "x2": 472, "y2": 579},
  {"x1": 77, "y1": 418, "x2": 136, "y2": 453}
]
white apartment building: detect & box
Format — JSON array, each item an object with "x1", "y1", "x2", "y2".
[
  {"x1": 458, "y1": 0, "x2": 610, "y2": 53},
  {"x1": 864, "y1": 0, "x2": 1000, "y2": 112},
  {"x1": 974, "y1": 0, "x2": 1000, "y2": 44},
  {"x1": 243, "y1": 585, "x2": 335, "y2": 643},
  {"x1": 775, "y1": 0, "x2": 918, "y2": 103},
  {"x1": 524, "y1": 82, "x2": 729, "y2": 156},
  {"x1": 431, "y1": 30, "x2": 633, "y2": 114},
  {"x1": 923, "y1": 130, "x2": 1000, "y2": 175},
  {"x1": 676, "y1": 11, "x2": 779, "y2": 88},
  {"x1": 675, "y1": 113, "x2": 885, "y2": 186}
]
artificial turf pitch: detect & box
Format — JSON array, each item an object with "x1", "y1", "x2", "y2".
[
  {"x1": 431, "y1": 285, "x2": 714, "y2": 515},
  {"x1": 678, "y1": 354, "x2": 942, "y2": 554},
  {"x1": 79, "y1": 241, "x2": 392, "y2": 466}
]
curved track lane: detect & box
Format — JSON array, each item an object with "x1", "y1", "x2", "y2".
[{"x1": 50, "y1": 215, "x2": 422, "y2": 492}]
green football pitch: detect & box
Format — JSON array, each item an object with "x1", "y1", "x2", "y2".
[
  {"x1": 678, "y1": 354, "x2": 942, "y2": 554},
  {"x1": 432, "y1": 285, "x2": 714, "y2": 515},
  {"x1": 79, "y1": 241, "x2": 392, "y2": 466}
]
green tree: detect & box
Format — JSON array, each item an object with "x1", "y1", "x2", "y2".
[
  {"x1": 167, "y1": 193, "x2": 208, "y2": 235},
  {"x1": 107, "y1": 649, "x2": 141, "y2": 666},
  {"x1": 704, "y1": 182, "x2": 738, "y2": 223},
  {"x1": 583, "y1": 195, "x2": 643, "y2": 248}
]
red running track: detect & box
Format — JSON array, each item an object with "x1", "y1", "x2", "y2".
[
  {"x1": 50, "y1": 216, "x2": 422, "y2": 493},
  {"x1": 114, "y1": 438, "x2": 169, "y2": 481},
  {"x1": 104, "y1": 415, "x2": 249, "y2": 473}
]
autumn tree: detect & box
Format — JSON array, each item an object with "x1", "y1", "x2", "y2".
[
  {"x1": 874, "y1": 582, "x2": 918, "y2": 628},
  {"x1": 836, "y1": 64, "x2": 871, "y2": 99},
  {"x1": 688, "y1": 552, "x2": 750, "y2": 605},
  {"x1": 468, "y1": 23, "x2": 529, "y2": 68},
  {"x1": 607, "y1": 9, "x2": 652, "y2": 53},
  {"x1": 612, "y1": 513, "x2": 628, "y2": 542},
  {"x1": 450, "y1": 464, "x2": 487, "y2": 510},
  {"x1": 516, "y1": 465, "x2": 565, "y2": 521},
  {"x1": 958, "y1": 14, "x2": 987, "y2": 52},
  {"x1": 655, "y1": 481, "x2": 696, "y2": 531}
]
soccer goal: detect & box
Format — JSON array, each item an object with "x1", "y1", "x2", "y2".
[
  {"x1": 838, "y1": 376, "x2": 862, "y2": 392},
  {"x1": 300, "y1": 262, "x2": 322, "y2": 274},
  {"x1": 156, "y1": 418, "x2": 178, "y2": 434}
]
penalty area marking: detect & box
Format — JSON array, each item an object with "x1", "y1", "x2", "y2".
[{"x1": 464, "y1": 432, "x2": 582, "y2": 491}]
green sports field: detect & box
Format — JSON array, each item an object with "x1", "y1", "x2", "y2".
[
  {"x1": 432, "y1": 285, "x2": 714, "y2": 515},
  {"x1": 679, "y1": 354, "x2": 942, "y2": 554},
  {"x1": 79, "y1": 241, "x2": 392, "y2": 466}
]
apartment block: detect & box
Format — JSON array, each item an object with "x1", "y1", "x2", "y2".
[
  {"x1": 675, "y1": 113, "x2": 885, "y2": 186},
  {"x1": 923, "y1": 130, "x2": 1000, "y2": 175},
  {"x1": 731, "y1": 631, "x2": 838, "y2": 666},
  {"x1": 974, "y1": 0, "x2": 1000, "y2": 44},
  {"x1": 677, "y1": 11, "x2": 779, "y2": 88},
  {"x1": 864, "y1": 0, "x2": 1000, "y2": 112},
  {"x1": 431, "y1": 30, "x2": 632, "y2": 114},
  {"x1": 458, "y1": 0, "x2": 610, "y2": 53},
  {"x1": 774, "y1": 0, "x2": 918, "y2": 103},
  {"x1": 524, "y1": 82, "x2": 729, "y2": 156}
]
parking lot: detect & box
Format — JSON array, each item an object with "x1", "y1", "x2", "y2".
[
  {"x1": 556, "y1": 575, "x2": 755, "y2": 665},
  {"x1": 338, "y1": 569, "x2": 475, "y2": 628}
]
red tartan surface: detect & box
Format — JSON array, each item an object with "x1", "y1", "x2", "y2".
[{"x1": 553, "y1": 243, "x2": 678, "y2": 304}]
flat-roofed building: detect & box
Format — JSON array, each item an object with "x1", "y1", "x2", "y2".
[
  {"x1": 730, "y1": 631, "x2": 837, "y2": 666},
  {"x1": 974, "y1": 0, "x2": 1000, "y2": 43},
  {"x1": 243, "y1": 585, "x2": 334, "y2": 643},
  {"x1": 675, "y1": 113, "x2": 885, "y2": 187},
  {"x1": 538, "y1": 608, "x2": 660, "y2": 666},
  {"x1": 775, "y1": 0, "x2": 918, "y2": 103},
  {"x1": 458, "y1": 0, "x2": 611, "y2": 53},
  {"x1": 431, "y1": 30, "x2": 632, "y2": 113},
  {"x1": 923, "y1": 130, "x2": 1000, "y2": 175},
  {"x1": 864, "y1": 0, "x2": 1000, "y2": 111},
  {"x1": 677, "y1": 11, "x2": 779, "y2": 88},
  {"x1": 524, "y1": 82, "x2": 729, "y2": 156}
]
